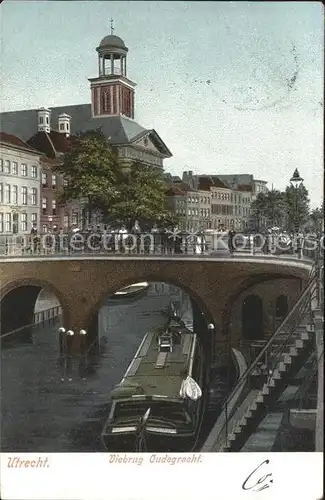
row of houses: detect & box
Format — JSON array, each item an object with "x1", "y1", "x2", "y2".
[{"x1": 165, "y1": 171, "x2": 268, "y2": 232}]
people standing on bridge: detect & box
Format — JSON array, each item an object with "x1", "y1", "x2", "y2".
[
  {"x1": 30, "y1": 224, "x2": 40, "y2": 254},
  {"x1": 151, "y1": 223, "x2": 159, "y2": 253},
  {"x1": 131, "y1": 220, "x2": 141, "y2": 253},
  {"x1": 228, "y1": 227, "x2": 236, "y2": 255}
]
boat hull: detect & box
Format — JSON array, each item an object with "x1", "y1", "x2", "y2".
[{"x1": 101, "y1": 431, "x2": 196, "y2": 452}]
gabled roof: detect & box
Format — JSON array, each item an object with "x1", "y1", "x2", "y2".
[
  {"x1": 0, "y1": 131, "x2": 40, "y2": 154},
  {"x1": 196, "y1": 175, "x2": 229, "y2": 190},
  {"x1": 0, "y1": 104, "x2": 172, "y2": 157},
  {"x1": 27, "y1": 130, "x2": 71, "y2": 159},
  {"x1": 165, "y1": 182, "x2": 197, "y2": 196}
]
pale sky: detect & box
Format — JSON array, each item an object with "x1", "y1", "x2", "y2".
[{"x1": 1, "y1": 1, "x2": 323, "y2": 206}]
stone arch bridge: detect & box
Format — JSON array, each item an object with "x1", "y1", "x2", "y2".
[{"x1": 0, "y1": 255, "x2": 312, "y2": 354}]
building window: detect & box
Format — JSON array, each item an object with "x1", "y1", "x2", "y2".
[
  {"x1": 72, "y1": 212, "x2": 78, "y2": 225},
  {"x1": 64, "y1": 215, "x2": 69, "y2": 227},
  {"x1": 0, "y1": 212, "x2": 3, "y2": 232},
  {"x1": 21, "y1": 186, "x2": 27, "y2": 205},
  {"x1": 52, "y1": 199, "x2": 56, "y2": 215},
  {"x1": 31, "y1": 165, "x2": 38, "y2": 178},
  {"x1": 21, "y1": 213, "x2": 27, "y2": 232},
  {"x1": 52, "y1": 174, "x2": 56, "y2": 188},
  {"x1": 11, "y1": 161, "x2": 18, "y2": 175},
  {"x1": 31, "y1": 213, "x2": 37, "y2": 225},
  {"x1": 39, "y1": 116, "x2": 44, "y2": 124},
  {"x1": 31, "y1": 188, "x2": 37, "y2": 205},
  {"x1": 46, "y1": 116, "x2": 49, "y2": 124},
  {"x1": 63, "y1": 178, "x2": 68, "y2": 187},
  {"x1": 0, "y1": 159, "x2": 3, "y2": 172},
  {"x1": 0, "y1": 183, "x2": 3, "y2": 203},
  {"x1": 5, "y1": 213, "x2": 11, "y2": 232},
  {"x1": 12, "y1": 185, "x2": 18, "y2": 204},
  {"x1": 60, "y1": 123, "x2": 65, "y2": 131},
  {"x1": 5, "y1": 184, "x2": 11, "y2": 204},
  {"x1": 42, "y1": 197, "x2": 47, "y2": 214},
  {"x1": 4, "y1": 160, "x2": 11, "y2": 174},
  {"x1": 21, "y1": 164, "x2": 27, "y2": 176},
  {"x1": 42, "y1": 173, "x2": 47, "y2": 186}
]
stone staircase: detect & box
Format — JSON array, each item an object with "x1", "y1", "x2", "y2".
[
  {"x1": 204, "y1": 264, "x2": 321, "y2": 453},
  {"x1": 219, "y1": 323, "x2": 315, "y2": 452}
]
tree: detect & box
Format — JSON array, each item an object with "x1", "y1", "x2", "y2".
[
  {"x1": 55, "y1": 129, "x2": 119, "y2": 224},
  {"x1": 308, "y1": 204, "x2": 324, "y2": 232},
  {"x1": 56, "y1": 129, "x2": 177, "y2": 228},
  {"x1": 284, "y1": 184, "x2": 310, "y2": 232},
  {"x1": 250, "y1": 190, "x2": 287, "y2": 230},
  {"x1": 109, "y1": 161, "x2": 178, "y2": 227}
]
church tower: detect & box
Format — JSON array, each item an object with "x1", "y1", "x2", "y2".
[{"x1": 89, "y1": 22, "x2": 136, "y2": 119}]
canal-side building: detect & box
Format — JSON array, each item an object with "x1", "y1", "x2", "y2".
[
  {"x1": 0, "y1": 132, "x2": 41, "y2": 235},
  {"x1": 27, "y1": 111, "x2": 83, "y2": 232},
  {"x1": 165, "y1": 181, "x2": 212, "y2": 232}
]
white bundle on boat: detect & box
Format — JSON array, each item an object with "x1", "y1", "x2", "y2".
[{"x1": 179, "y1": 376, "x2": 202, "y2": 401}]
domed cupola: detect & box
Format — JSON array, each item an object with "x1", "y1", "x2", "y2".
[{"x1": 89, "y1": 21, "x2": 136, "y2": 119}]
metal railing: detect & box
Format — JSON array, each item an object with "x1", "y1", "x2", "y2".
[
  {"x1": 0, "y1": 232, "x2": 322, "y2": 261},
  {"x1": 34, "y1": 305, "x2": 62, "y2": 324},
  {"x1": 212, "y1": 263, "x2": 318, "y2": 450}
]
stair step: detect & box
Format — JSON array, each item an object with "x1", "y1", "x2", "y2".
[
  {"x1": 300, "y1": 331, "x2": 311, "y2": 340},
  {"x1": 289, "y1": 347, "x2": 298, "y2": 356},
  {"x1": 239, "y1": 416, "x2": 248, "y2": 427},
  {"x1": 295, "y1": 339, "x2": 304, "y2": 348},
  {"x1": 256, "y1": 392, "x2": 265, "y2": 403},
  {"x1": 262, "y1": 384, "x2": 270, "y2": 395},
  {"x1": 278, "y1": 362, "x2": 288, "y2": 372},
  {"x1": 272, "y1": 369, "x2": 282, "y2": 380},
  {"x1": 228, "y1": 433, "x2": 236, "y2": 442},
  {"x1": 268, "y1": 378, "x2": 276, "y2": 387},
  {"x1": 233, "y1": 425, "x2": 243, "y2": 435},
  {"x1": 282, "y1": 354, "x2": 292, "y2": 364}
]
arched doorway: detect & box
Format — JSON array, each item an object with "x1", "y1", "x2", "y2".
[
  {"x1": 275, "y1": 295, "x2": 288, "y2": 328},
  {"x1": 242, "y1": 294, "x2": 263, "y2": 341}
]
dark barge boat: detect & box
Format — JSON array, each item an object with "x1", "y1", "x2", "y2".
[{"x1": 101, "y1": 318, "x2": 205, "y2": 451}]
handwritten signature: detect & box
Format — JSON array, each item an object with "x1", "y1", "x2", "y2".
[{"x1": 242, "y1": 459, "x2": 273, "y2": 492}]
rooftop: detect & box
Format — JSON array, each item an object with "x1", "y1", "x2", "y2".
[{"x1": 0, "y1": 132, "x2": 41, "y2": 154}]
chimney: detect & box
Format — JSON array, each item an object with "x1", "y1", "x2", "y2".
[
  {"x1": 58, "y1": 113, "x2": 71, "y2": 137},
  {"x1": 37, "y1": 107, "x2": 51, "y2": 133}
]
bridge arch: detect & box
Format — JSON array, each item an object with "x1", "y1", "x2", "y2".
[
  {"x1": 0, "y1": 278, "x2": 68, "y2": 335},
  {"x1": 85, "y1": 274, "x2": 217, "y2": 349},
  {"x1": 221, "y1": 273, "x2": 303, "y2": 340}
]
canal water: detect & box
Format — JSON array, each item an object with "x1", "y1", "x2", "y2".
[{"x1": 1, "y1": 283, "x2": 186, "y2": 452}]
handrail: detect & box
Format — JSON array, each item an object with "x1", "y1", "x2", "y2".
[{"x1": 220, "y1": 270, "x2": 317, "y2": 420}]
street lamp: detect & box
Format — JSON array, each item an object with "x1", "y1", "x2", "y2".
[{"x1": 290, "y1": 168, "x2": 304, "y2": 235}]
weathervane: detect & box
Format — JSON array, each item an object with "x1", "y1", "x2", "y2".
[{"x1": 110, "y1": 18, "x2": 115, "y2": 35}]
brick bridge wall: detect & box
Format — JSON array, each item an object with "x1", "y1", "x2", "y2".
[{"x1": 0, "y1": 257, "x2": 311, "y2": 352}]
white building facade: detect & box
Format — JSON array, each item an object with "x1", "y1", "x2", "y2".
[{"x1": 0, "y1": 133, "x2": 41, "y2": 235}]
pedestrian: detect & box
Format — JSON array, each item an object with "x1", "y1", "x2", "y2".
[
  {"x1": 151, "y1": 223, "x2": 159, "y2": 253},
  {"x1": 30, "y1": 224, "x2": 40, "y2": 254},
  {"x1": 131, "y1": 219, "x2": 141, "y2": 253},
  {"x1": 228, "y1": 227, "x2": 236, "y2": 255}
]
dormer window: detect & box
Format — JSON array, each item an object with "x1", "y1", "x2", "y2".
[
  {"x1": 39, "y1": 117, "x2": 44, "y2": 125},
  {"x1": 46, "y1": 117, "x2": 49, "y2": 124},
  {"x1": 60, "y1": 123, "x2": 65, "y2": 131}
]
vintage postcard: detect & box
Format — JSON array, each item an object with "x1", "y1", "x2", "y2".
[{"x1": 0, "y1": 1, "x2": 323, "y2": 499}]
